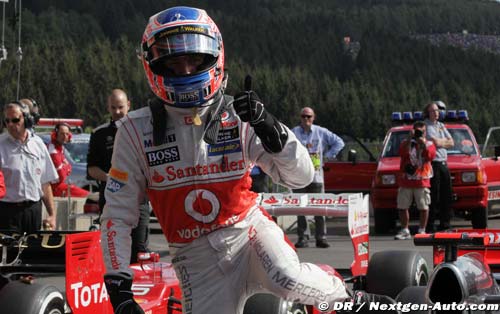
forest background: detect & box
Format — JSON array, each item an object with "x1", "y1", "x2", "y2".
[{"x1": 1, "y1": 0, "x2": 499, "y2": 142}]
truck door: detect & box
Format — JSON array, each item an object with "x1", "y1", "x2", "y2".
[
  {"x1": 482, "y1": 127, "x2": 500, "y2": 215},
  {"x1": 323, "y1": 135, "x2": 377, "y2": 193}
]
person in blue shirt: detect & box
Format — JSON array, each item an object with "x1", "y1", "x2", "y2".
[{"x1": 292, "y1": 107, "x2": 345, "y2": 248}]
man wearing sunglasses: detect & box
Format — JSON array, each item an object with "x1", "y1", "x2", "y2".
[
  {"x1": 292, "y1": 107, "x2": 345, "y2": 248},
  {"x1": 0, "y1": 102, "x2": 58, "y2": 233}
]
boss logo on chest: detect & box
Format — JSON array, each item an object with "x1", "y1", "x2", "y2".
[{"x1": 146, "y1": 146, "x2": 180, "y2": 166}]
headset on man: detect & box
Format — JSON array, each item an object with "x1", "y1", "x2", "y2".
[
  {"x1": 51, "y1": 122, "x2": 72, "y2": 143},
  {"x1": 9, "y1": 100, "x2": 36, "y2": 129}
]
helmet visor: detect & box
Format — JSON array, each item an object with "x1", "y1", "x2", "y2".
[{"x1": 146, "y1": 25, "x2": 220, "y2": 62}]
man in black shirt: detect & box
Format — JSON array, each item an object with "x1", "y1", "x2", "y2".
[{"x1": 87, "y1": 89, "x2": 149, "y2": 263}]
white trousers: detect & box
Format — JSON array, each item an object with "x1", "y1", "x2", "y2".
[{"x1": 172, "y1": 208, "x2": 348, "y2": 314}]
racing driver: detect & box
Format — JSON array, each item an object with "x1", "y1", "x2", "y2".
[{"x1": 101, "y1": 6, "x2": 384, "y2": 314}]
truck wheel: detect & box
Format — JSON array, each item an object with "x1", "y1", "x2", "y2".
[
  {"x1": 374, "y1": 209, "x2": 396, "y2": 234},
  {"x1": 366, "y1": 250, "x2": 428, "y2": 298},
  {"x1": 471, "y1": 207, "x2": 487, "y2": 229},
  {"x1": 396, "y1": 286, "x2": 429, "y2": 314},
  {"x1": 0, "y1": 281, "x2": 64, "y2": 314},
  {"x1": 244, "y1": 293, "x2": 292, "y2": 314}
]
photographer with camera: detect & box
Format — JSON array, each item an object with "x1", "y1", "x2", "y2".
[{"x1": 395, "y1": 121, "x2": 436, "y2": 240}]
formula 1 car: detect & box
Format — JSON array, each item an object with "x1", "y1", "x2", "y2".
[
  {"x1": 0, "y1": 193, "x2": 429, "y2": 314},
  {"x1": 410, "y1": 230, "x2": 500, "y2": 313}
]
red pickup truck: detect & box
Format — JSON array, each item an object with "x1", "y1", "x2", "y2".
[{"x1": 324, "y1": 112, "x2": 500, "y2": 234}]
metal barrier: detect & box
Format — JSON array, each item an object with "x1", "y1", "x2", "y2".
[{"x1": 42, "y1": 197, "x2": 95, "y2": 231}]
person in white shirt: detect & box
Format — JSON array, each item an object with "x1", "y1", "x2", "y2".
[{"x1": 0, "y1": 101, "x2": 58, "y2": 233}]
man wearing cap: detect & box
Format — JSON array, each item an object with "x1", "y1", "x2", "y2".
[{"x1": 292, "y1": 107, "x2": 345, "y2": 248}]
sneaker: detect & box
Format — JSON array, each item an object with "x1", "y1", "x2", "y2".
[
  {"x1": 316, "y1": 239, "x2": 330, "y2": 248},
  {"x1": 418, "y1": 228, "x2": 426, "y2": 234},
  {"x1": 295, "y1": 237, "x2": 309, "y2": 248},
  {"x1": 394, "y1": 228, "x2": 411, "y2": 240}
]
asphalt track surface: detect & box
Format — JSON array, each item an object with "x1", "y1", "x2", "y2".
[{"x1": 151, "y1": 215, "x2": 500, "y2": 268}]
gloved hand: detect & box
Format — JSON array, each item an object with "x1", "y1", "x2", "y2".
[
  {"x1": 233, "y1": 91, "x2": 288, "y2": 153},
  {"x1": 104, "y1": 272, "x2": 144, "y2": 314},
  {"x1": 350, "y1": 290, "x2": 399, "y2": 314},
  {"x1": 233, "y1": 90, "x2": 267, "y2": 125}
]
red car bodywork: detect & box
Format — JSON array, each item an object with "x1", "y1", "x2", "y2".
[
  {"x1": 324, "y1": 161, "x2": 376, "y2": 194},
  {"x1": 66, "y1": 231, "x2": 183, "y2": 314},
  {"x1": 413, "y1": 229, "x2": 500, "y2": 306},
  {"x1": 323, "y1": 135, "x2": 377, "y2": 195},
  {"x1": 415, "y1": 229, "x2": 500, "y2": 268}
]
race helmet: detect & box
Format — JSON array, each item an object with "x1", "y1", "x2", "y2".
[{"x1": 141, "y1": 6, "x2": 225, "y2": 108}]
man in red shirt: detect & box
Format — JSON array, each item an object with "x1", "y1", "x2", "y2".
[
  {"x1": 47, "y1": 123, "x2": 89, "y2": 198},
  {"x1": 395, "y1": 121, "x2": 436, "y2": 240}
]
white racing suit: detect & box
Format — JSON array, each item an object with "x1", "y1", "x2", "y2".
[{"x1": 101, "y1": 102, "x2": 349, "y2": 313}]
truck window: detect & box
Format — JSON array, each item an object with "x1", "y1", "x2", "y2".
[
  {"x1": 382, "y1": 131, "x2": 409, "y2": 158},
  {"x1": 335, "y1": 135, "x2": 377, "y2": 162},
  {"x1": 483, "y1": 128, "x2": 500, "y2": 158},
  {"x1": 382, "y1": 129, "x2": 477, "y2": 158},
  {"x1": 447, "y1": 129, "x2": 477, "y2": 156}
]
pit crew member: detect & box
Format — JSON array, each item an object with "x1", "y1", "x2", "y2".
[{"x1": 47, "y1": 123, "x2": 89, "y2": 197}]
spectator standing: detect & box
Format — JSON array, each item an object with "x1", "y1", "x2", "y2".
[
  {"x1": 0, "y1": 101, "x2": 58, "y2": 232},
  {"x1": 424, "y1": 101, "x2": 454, "y2": 232},
  {"x1": 87, "y1": 89, "x2": 149, "y2": 263},
  {"x1": 47, "y1": 123, "x2": 89, "y2": 197},
  {"x1": 292, "y1": 107, "x2": 345, "y2": 248},
  {"x1": 395, "y1": 121, "x2": 436, "y2": 240}
]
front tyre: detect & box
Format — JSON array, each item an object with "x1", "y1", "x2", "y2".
[
  {"x1": 366, "y1": 250, "x2": 429, "y2": 298},
  {"x1": 0, "y1": 281, "x2": 64, "y2": 314},
  {"x1": 243, "y1": 293, "x2": 293, "y2": 314}
]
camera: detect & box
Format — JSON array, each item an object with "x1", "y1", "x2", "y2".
[
  {"x1": 404, "y1": 164, "x2": 417, "y2": 175},
  {"x1": 413, "y1": 129, "x2": 423, "y2": 139}
]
